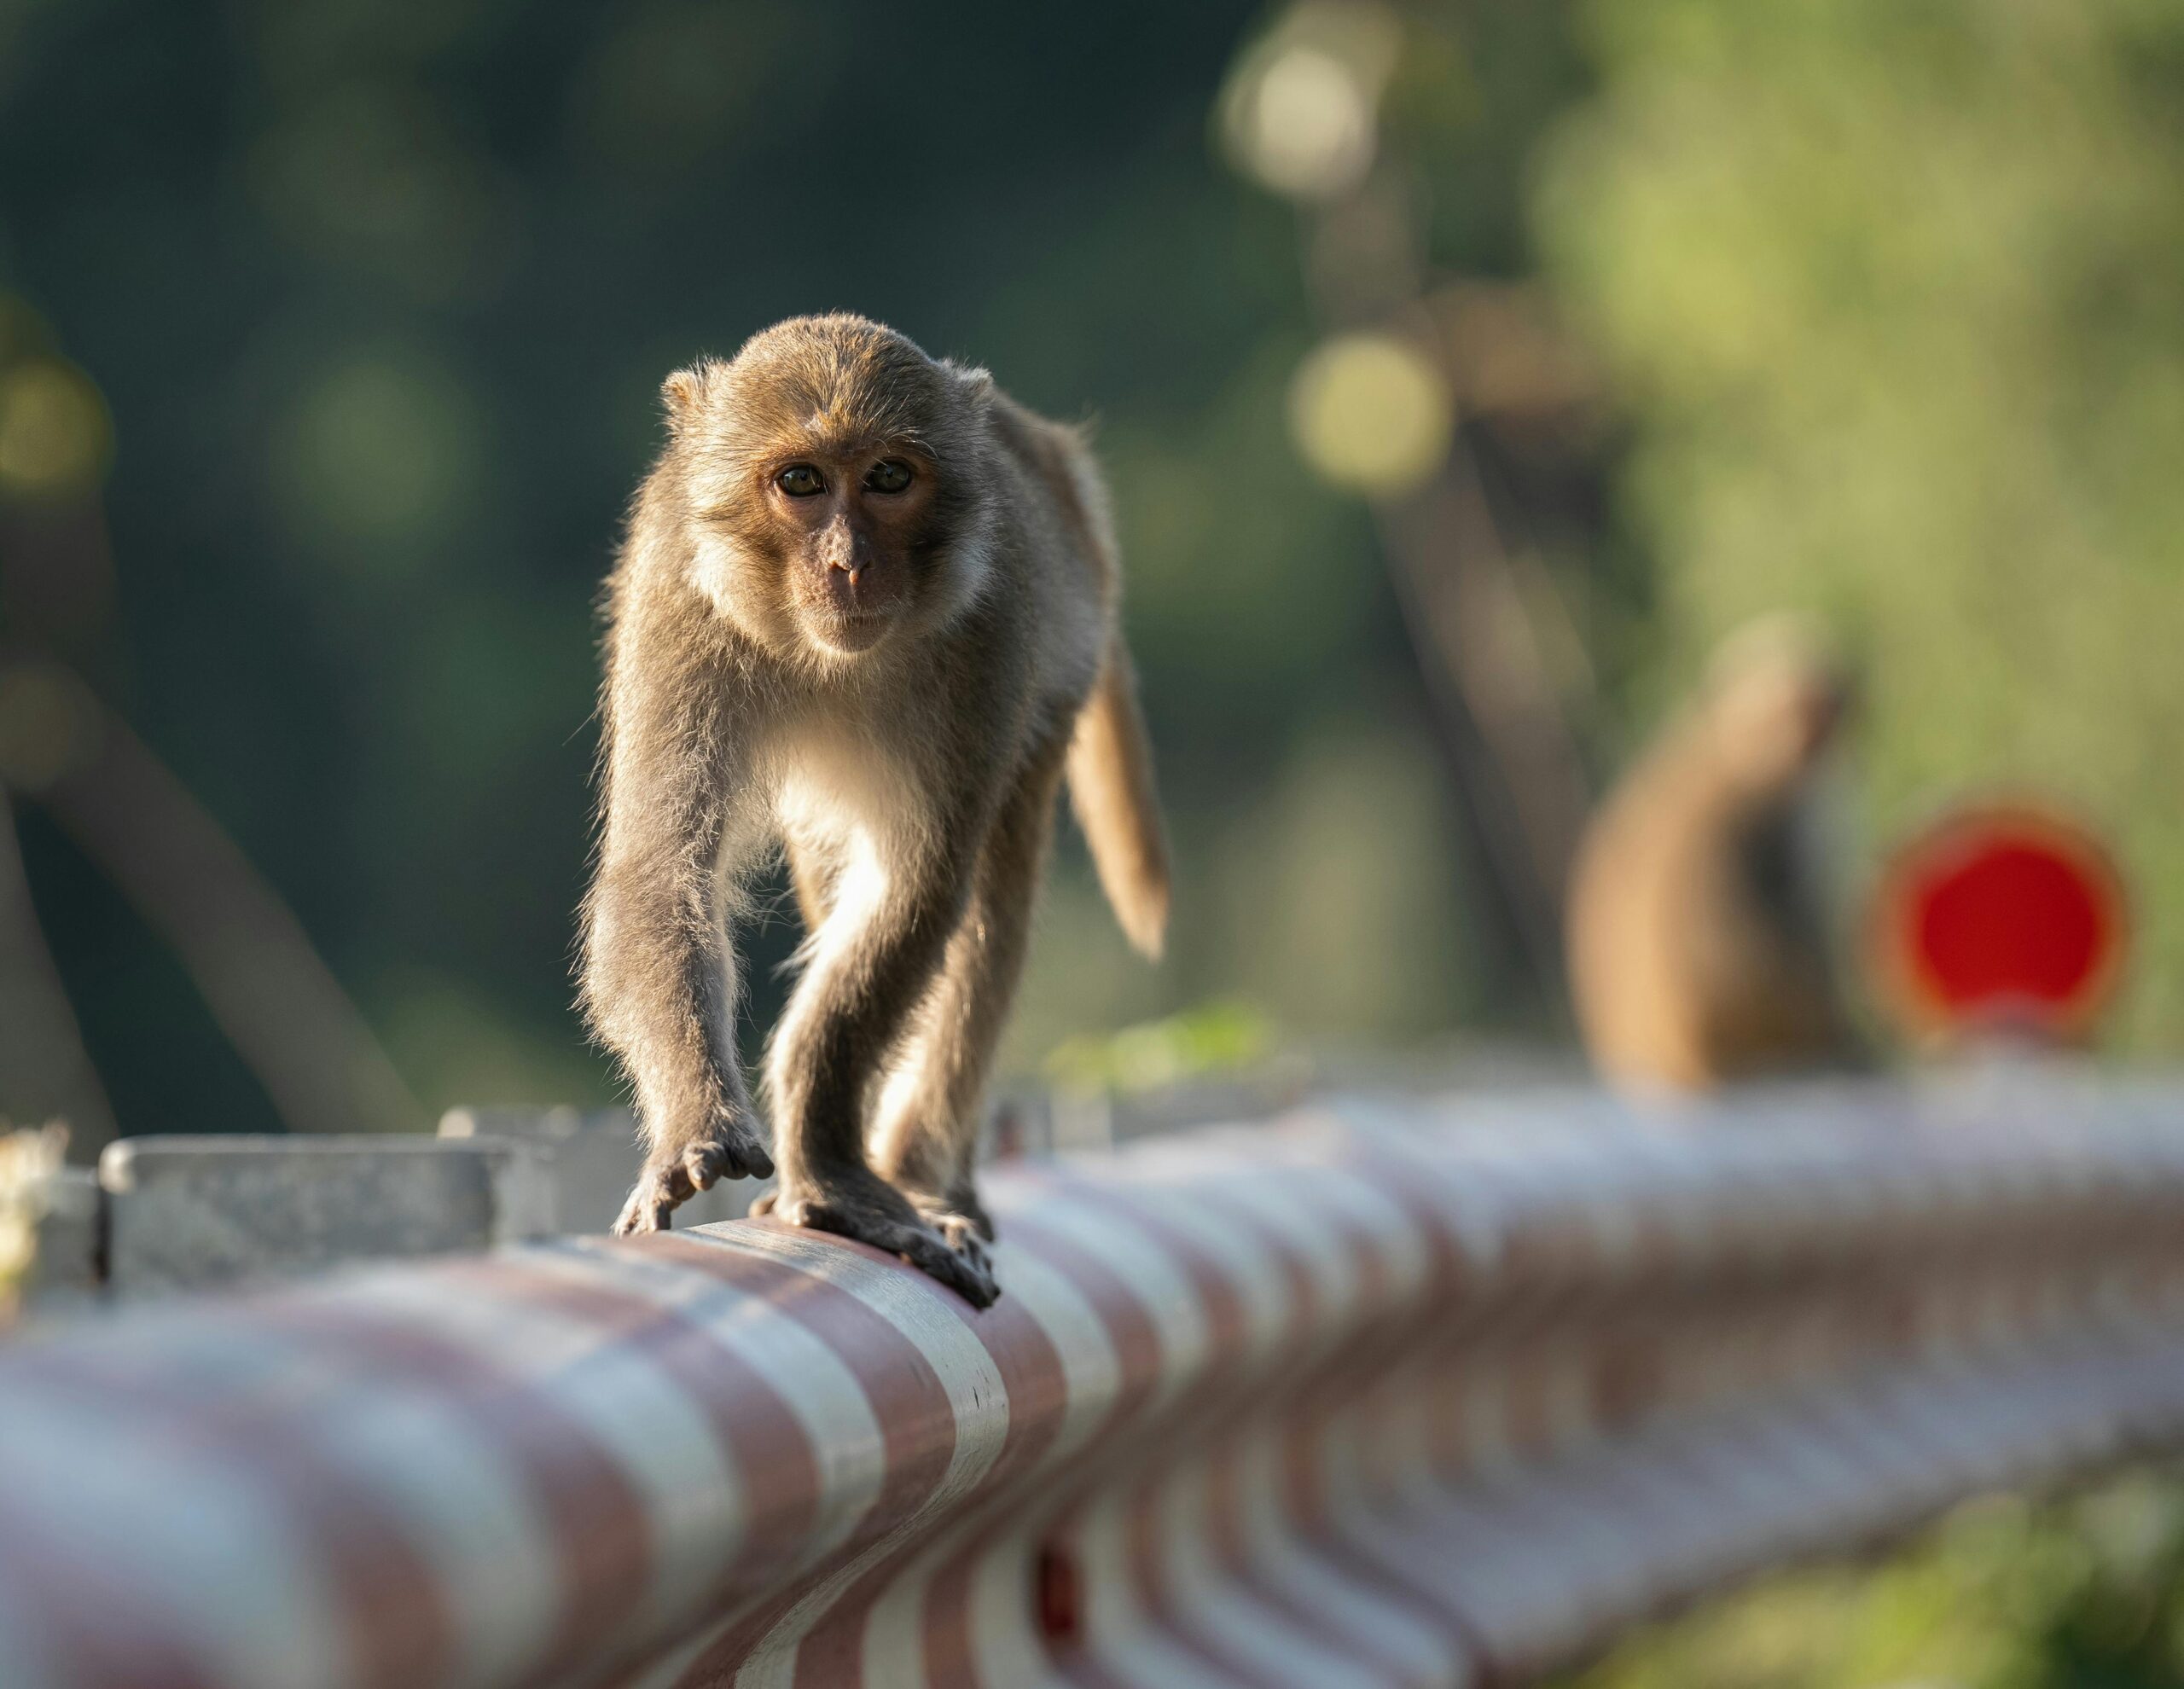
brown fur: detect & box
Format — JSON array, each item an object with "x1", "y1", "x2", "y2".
[
  {"x1": 579, "y1": 315, "x2": 1168, "y2": 1306},
  {"x1": 1566, "y1": 622, "x2": 1854, "y2": 1093}
]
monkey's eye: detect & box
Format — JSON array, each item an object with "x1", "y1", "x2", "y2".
[
  {"x1": 775, "y1": 463, "x2": 826, "y2": 498},
  {"x1": 864, "y1": 459, "x2": 915, "y2": 495}
]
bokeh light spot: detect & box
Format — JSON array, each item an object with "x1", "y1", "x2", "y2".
[
  {"x1": 274, "y1": 346, "x2": 483, "y2": 566},
  {"x1": 0, "y1": 360, "x2": 112, "y2": 502},
  {"x1": 1248, "y1": 48, "x2": 1375, "y2": 199},
  {"x1": 252, "y1": 84, "x2": 518, "y2": 305},
  {"x1": 1218, "y1": 1, "x2": 1403, "y2": 202},
  {"x1": 1287, "y1": 331, "x2": 1453, "y2": 496}
]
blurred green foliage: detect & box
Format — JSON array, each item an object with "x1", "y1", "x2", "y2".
[
  {"x1": 1043, "y1": 1000, "x2": 1273, "y2": 1099},
  {"x1": 1560, "y1": 1472, "x2": 2184, "y2": 1689},
  {"x1": 1533, "y1": 0, "x2": 2184, "y2": 1048}
]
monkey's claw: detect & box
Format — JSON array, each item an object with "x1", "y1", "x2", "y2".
[
  {"x1": 775, "y1": 1192, "x2": 1000, "y2": 1309},
  {"x1": 610, "y1": 1122, "x2": 775, "y2": 1237},
  {"x1": 612, "y1": 1174, "x2": 677, "y2": 1237},
  {"x1": 920, "y1": 1207, "x2": 994, "y2": 1281},
  {"x1": 682, "y1": 1128, "x2": 774, "y2": 1190}
]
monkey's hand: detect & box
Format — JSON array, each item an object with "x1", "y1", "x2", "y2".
[
  {"x1": 755, "y1": 1171, "x2": 1000, "y2": 1309},
  {"x1": 613, "y1": 1116, "x2": 775, "y2": 1236}
]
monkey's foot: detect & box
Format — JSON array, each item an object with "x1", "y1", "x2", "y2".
[
  {"x1": 871, "y1": 1166, "x2": 996, "y2": 1243},
  {"x1": 767, "y1": 1180, "x2": 1000, "y2": 1309},
  {"x1": 612, "y1": 1122, "x2": 776, "y2": 1236}
]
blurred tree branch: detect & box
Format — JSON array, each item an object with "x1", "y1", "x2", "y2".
[
  {"x1": 1375, "y1": 442, "x2": 1592, "y2": 997},
  {"x1": 1221, "y1": 7, "x2": 1600, "y2": 1020},
  {"x1": 22, "y1": 676, "x2": 421, "y2": 1138},
  {"x1": 0, "y1": 790, "x2": 116, "y2": 1154},
  {"x1": 0, "y1": 305, "x2": 421, "y2": 1147},
  {"x1": 1311, "y1": 227, "x2": 1592, "y2": 1013}
]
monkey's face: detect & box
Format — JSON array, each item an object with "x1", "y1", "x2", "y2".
[
  {"x1": 669, "y1": 316, "x2": 996, "y2": 665},
  {"x1": 753, "y1": 446, "x2": 942, "y2": 655}
]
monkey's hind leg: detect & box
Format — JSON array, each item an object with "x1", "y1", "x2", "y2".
[
  {"x1": 762, "y1": 822, "x2": 1002, "y2": 1308},
  {"x1": 870, "y1": 730, "x2": 1069, "y2": 1268}
]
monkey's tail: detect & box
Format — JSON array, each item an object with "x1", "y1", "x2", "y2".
[{"x1": 1067, "y1": 635, "x2": 1170, "y2": 961}]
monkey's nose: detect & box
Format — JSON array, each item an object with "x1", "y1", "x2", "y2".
[{"x1": 819, "y1": 523, "x2": 862, "y2": 581}]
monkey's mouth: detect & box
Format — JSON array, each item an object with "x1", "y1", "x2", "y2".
[{"x1": 810, "y1": 609, "x2": 896, "y2": 654}]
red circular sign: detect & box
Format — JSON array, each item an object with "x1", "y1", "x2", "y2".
[{"x1": 1870, "y1": 803, "x2": 2127, "y2": 1044}]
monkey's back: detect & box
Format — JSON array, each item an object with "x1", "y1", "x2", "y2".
[
  {"x1": 973, "y1": 393, "x2": 1115, "y2": 717},
  {"x1": 1568, "y1": 734, "x2": 1843, "y2": 1092}
]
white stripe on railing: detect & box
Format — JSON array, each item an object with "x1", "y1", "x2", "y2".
[{"x1": 2, "y1": 1076, "x2": 2183, "y2": 1687}]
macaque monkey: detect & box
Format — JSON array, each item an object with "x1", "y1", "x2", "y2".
[
  {"x1": 1566, "y1": 619, "x2": 1856, "y2": 1093},
  {"x1": 580, "y1": 315, "x2": 1169, "y2": 1306}
]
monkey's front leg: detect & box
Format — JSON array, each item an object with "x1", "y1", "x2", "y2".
[
  {"x1": 588, "y1": 856, "x2": 775, "y2": 1235},
  {"x1": 764, "y1": 837, "x2": 1000, "y2": 1307}
]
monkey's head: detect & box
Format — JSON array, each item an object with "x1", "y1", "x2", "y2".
[
  {"x1": 1703, "y1": 616, "x2": 1856, "y2": 796},
  {"x1": 660, "y1": 315, "x2": 998, "y2": 665}
]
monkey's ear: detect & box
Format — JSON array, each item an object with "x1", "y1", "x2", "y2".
[
  {"x1": 661, "y1": 365, "x2": 708, "y2": 434},
  {"x1": 944, "y1": 361, "x2": 996, "y2": 409}
]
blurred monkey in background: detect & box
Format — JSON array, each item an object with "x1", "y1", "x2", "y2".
[{"x1": 1567, "y1": 618, "x2": 1858, "y2": 1093}]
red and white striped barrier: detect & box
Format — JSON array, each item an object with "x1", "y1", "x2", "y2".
[{"x1": 3, "y1": 1076, "x2": 2184, "y2": 1688}]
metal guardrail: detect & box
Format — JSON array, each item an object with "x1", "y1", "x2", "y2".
[{"x1": 1, "y1": 1074, "x2": 2182, "y2": 1687}]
